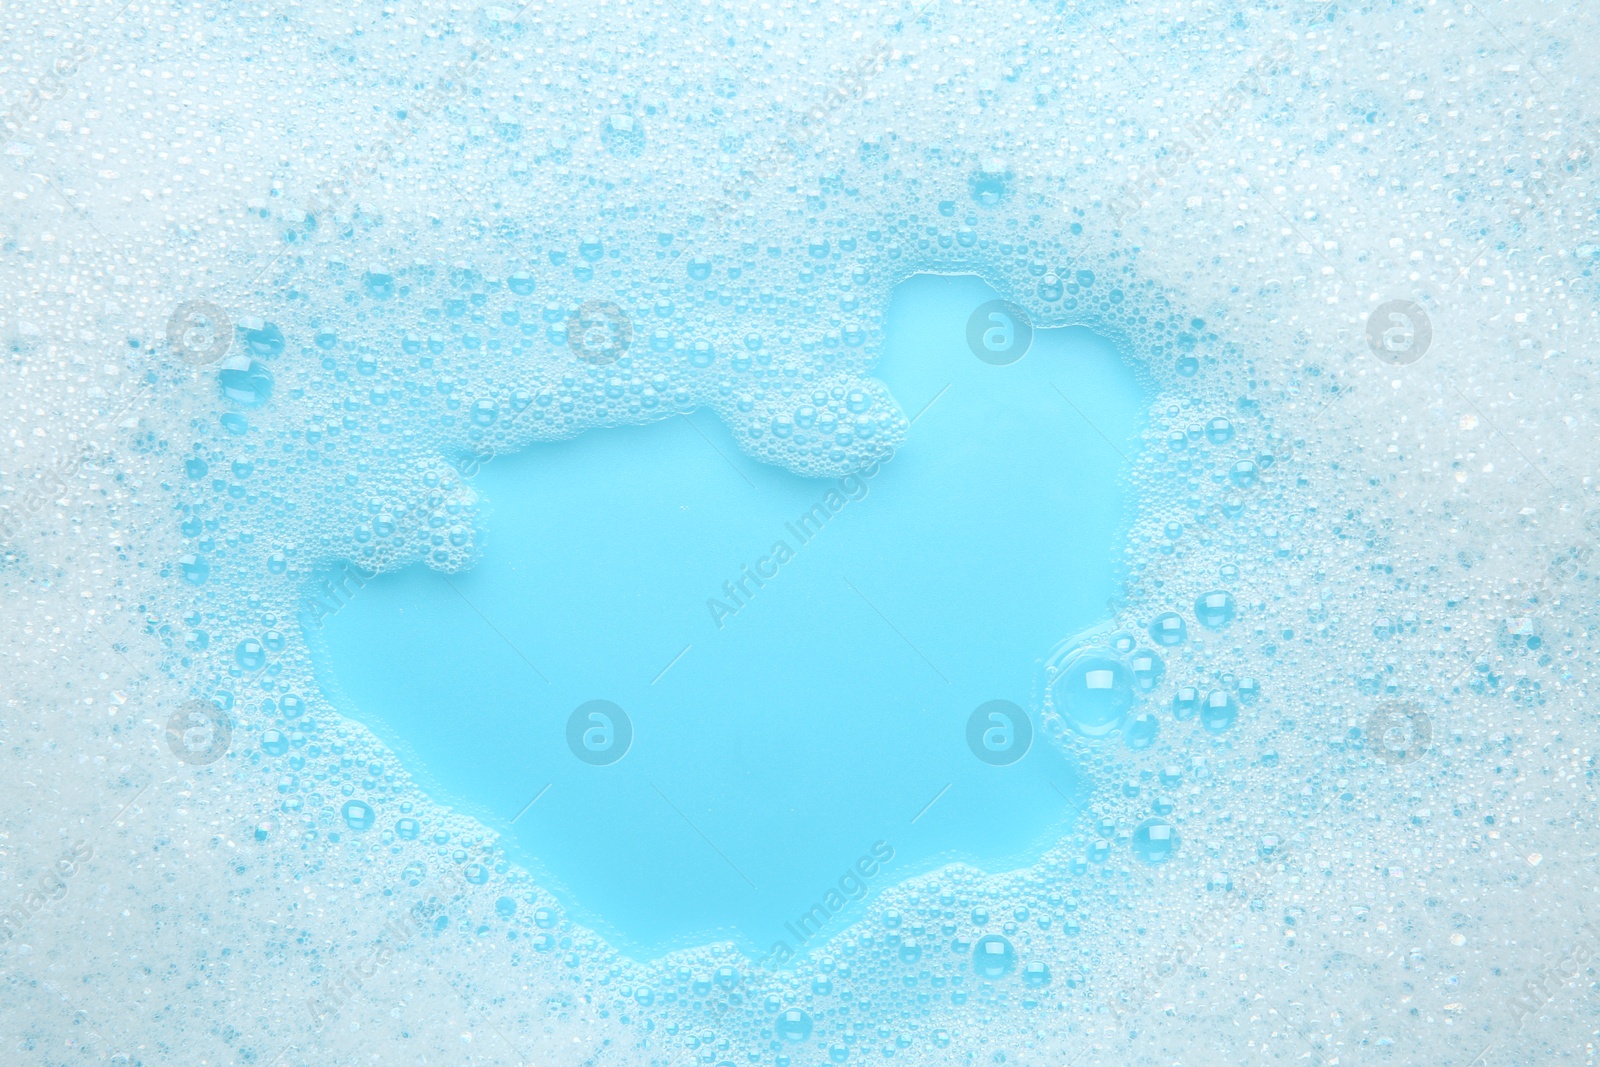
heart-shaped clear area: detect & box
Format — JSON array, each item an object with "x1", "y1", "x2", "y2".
[{"x1": 313, "y1": 274, "x2": 1148, "y2": 959}]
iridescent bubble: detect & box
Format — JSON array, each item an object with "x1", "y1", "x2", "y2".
[
  {"x1": 217, "y1": 355, "x2": 274, "y2": 406},
  {"x1": 1131, "y1": 817, "x2": 1179, "y2": 864},
  {"x1": 1047, "y1": 646, "x2": 1135, "y2": 739},
  {"x1": 1201, "y1": 689, "x2": 1239, "y2": 732},
  {"x1": 363, "y1": 269, "x2": 394, "y2": 298},
  {"x1": 972, "y1": 934, "x2": 1015, "y2": 978},
  {"x1": 342, "y1": 800, "x2": 376, "y2": 830},
  {"x1": 239, "y1": 319, "x2": 285, "y2": 358},
  {"x1": 235, "y1": 638, "x2": 266, "y2": 671},
  {"x1": 1172, "y1": 686, "x2": 1201, "y2": 721},
  {"x1": 968, "y1": 159, "x2": 1011, "y2": 205},
  {"x1": 1124, "y1": 712, "x2": 1159, "y2": 749},
  {"x1": 1148, "y1": 611, "x2": 1187, "y2": 646},
  {"x1": 1129, "y1": 647, "x2": 1165, "y2": 691},
  {"x1": 1194, "y1": 590, "x2": 1236, "y2": 628}
]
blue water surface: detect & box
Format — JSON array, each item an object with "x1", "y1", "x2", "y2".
[{"x1": 313, "y1": 274, "x2": 1148, "y2": 959}]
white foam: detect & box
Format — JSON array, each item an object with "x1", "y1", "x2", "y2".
[{"x1": 3, "y1": 0, "x2": 1598, "y2": 1063}]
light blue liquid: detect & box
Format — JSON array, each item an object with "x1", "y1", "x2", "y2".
[{"x1": 314, "y1": 274, "x2": 1147, "y2": 959}]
